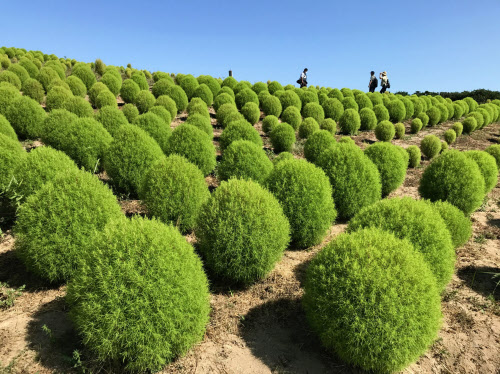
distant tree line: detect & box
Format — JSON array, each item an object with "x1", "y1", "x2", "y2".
[{"x1": 394, "y1": 89, "x2": 500, "y2": 104}]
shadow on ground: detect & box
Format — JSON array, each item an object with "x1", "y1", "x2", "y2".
[
  {"x1": 240, "y1": 298, "x2": 363, "y2": 374},
  {"x1": 457, "y1": 266, "x2": 500, "y2": 299}
]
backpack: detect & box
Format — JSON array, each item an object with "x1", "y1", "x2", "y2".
[
  {"x1": 386, "y1": 79, "x2": 391, "y2": 89},
  {"x1": 371, "y1": 77, "x2": 378, "y2": 88}
]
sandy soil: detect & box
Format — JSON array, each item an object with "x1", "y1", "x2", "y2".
[{"x1": 0, "y1": 116, "x2": 499, "y2": 374}]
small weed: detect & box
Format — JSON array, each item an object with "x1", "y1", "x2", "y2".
[
  {"x1": 474, "y1": 234, "x2": 486, "y2": 244},
  {"x1": 442, "y1": 289, "x2": 459, "y2": 302},
  {"x1": 0, "y1": 282, "x2": 25, "y2": 309},
  {"x1": 454, "y1": 310, "x2": 474, "y2": 329}
]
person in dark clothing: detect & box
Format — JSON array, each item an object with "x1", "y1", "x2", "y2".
[
  {"x1": 298, "y1": 68, "x2": 308, "y2": 88},
  {"x1": 368, "y1": 71, "x2": 378, "y2": 93}
]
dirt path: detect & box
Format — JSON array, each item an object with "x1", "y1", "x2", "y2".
[{"x1": 0, "y1": 120, "x2": 499, "y2": 374}]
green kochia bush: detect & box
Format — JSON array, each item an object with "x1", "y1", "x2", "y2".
[
  {"x1": 197, "y1": 75, "x2": 220, "y2": 97},
  {"x1": 465, "y1": 151, "x2": 498, "y2": 194},
  {"x1": 0, "y1": 84, "x2": 21, "y2": 115},
  {"x1": 235, "y1": 88, "x2": 259, "y2": 110},
  {"x1": 67, "y1": 216, "x2": 210, "y2": 372},
  {"x1": 94, "y1": 106, "x2": 129, "y2": 136},
  {"x1": 218, "y1": 140, "x2": 273, "y2": 184},
  {"x1": 63, "y1": 96, "x2": 94, "y2": 118},
  {"x1": 280, "y1": 106, "x2": 302, "y2": 130},
  {"x1": 166, "y1": 124, "x2": 216, "y2": 175},
  {"x1": 298, "y1": 117, "x2": 320, "y2": 139},
  {"x1": 386, "y1": 100, "x2": 406, "y2": 122},
  {"x1": 261, "y1": 94, "x2": 282, "y2": 117},
  {"x1": 0, "y1": 134, "x2": 26, "y2": 192},
  {"x1": 179, "y1": 75, "x2": 199, "y2": 99},
  {"x1": 241, "y1": 102, "x2": 261, "y2": 124},
  {"x1": 12, "y1": 146, "x2": 79, "y2": 203},
  {"x1": 348, "y1": 197, "x2": 455, "y2": 290},
  {"x1": 0, "y1": 71, "x2": 22, "y2": 90},
  {"x1": 192, "y1": 84, "x2": 213, "y2": 106},
  {"x1": 21, "y1": 78, "x2": 45, "y2": 104},
  {"x1": 100, "y1": 72, "x2": 122, "y2": 96},
  {"x1": 88, "y1": 82, "x2": 109, "y2": 107},
  {"x1": 317, "y1": 143, "x2": 381, "y2": 219},
  {"x1": 0, "y1": 114, "x2": 17, "y2": 141},
  {"x1": 304, "y1": 130, "x2": 336, "y2": 164},
  {"x1": 214, "y1": 93, "x2": 235, "y2": 112},
  {"x1": 71, "y1": 64, "x2": 97, "y2": 90},
  {"x1": 139, "y1": 155, "x2": 210, "y2": 232},
  {"x1": 149, "y1": 104, "x2": 173, "y2": 124},
  {"x1": 364, "y1": 142, "x2": 407, "y2": 196},
  {"x1": 266, "y1": 159, "x2": 336, "y2": 248},
  {"x1": 407, "y1": 145, "x2": 421, "y2": 168},
  {"x1": 426, "y1": 106, "x2": 441, "y2": 126},
  {"x1": 195, "y1": 179, "x2": 290, "y2": 284},
  {"x1": 270, "y1": 123, "x2": 296, "y2": 153},
  {"x1": 133, "y1": 113, "x2": 171, "y2": 152},
  {"x1": 5, "y1": 96, "x2": 46, "y2": 139},
  {"x1": 219, "y1": 120, "x2": 262, "y2": 151},
  {"x1": 419, "y1": 150, "x2": 485, "y2": 214},
  {"x1": 303, "y1": 228, "x2": 441, "y2": 373},
  {"x1": 444, "y1": 129, "x2": 456, "y2": 144},
  {"x1": 134, "y1": 90, "x2": 156, "y2": 113},
  {"x1": 216, "y1": 103, "x2": 243, "y2": 128},
  {"x1": 66, "y1": 76, "x2": 87, "y2": 97},
  {"x1": 278, "y1": 90, "x2": 301, "y2": 112},
  {"x1": 320, "y1": 118, "x2": 336, "y2": 134},
  {"x1": 359, "y1": 108, "x2": 377, "y2": 130},
  {"x1": 420, "y1": 135, "x2": 442, "y2": 159},
  {"x1": 262, "y1": 115, "x2": 279, "y2": 134},
  {"x1": 462, "y1": 116, "x2": 477, "y2": 134},
  {"x1": 155, "y1": 95, "x2": 177, "y2": 119},
  {"x1": 152, "y1": 78, "x2": 174, "y2": 98},
  {"x1": 302, "y1": 103, "x2": 325, "y2": 123},
  {"x1": 452, "y1": 122, "x2": 463, "y2": 137},
  {"x1": 322, "y1": 98, "x2": 344, "y2": 121},
  {"x1": 411, "y1": 118, "x2": 423, "y2": 133},
  {"x1": 104, "y1": 124, "x2": 165, "y2": 194},
  {"x1": 373, "y1": 104, "x2": 390, "y2": 123},
  {"x1": 429, "y1": 200, "x2": 472, "y2": 248},
  {"x1": 166, "y1": 85, "x2": 189, "y2": 112},
  {"x1": 339, "y1": 108, "x2": 360, "y2": 135},
  {"x1": 374, "y1": 120, "x2": 395, "y2": 142},
  {"x1": 485, "y1": 144, "x2": 500, "y2": 170},
  {"x1": 14, "y1": 171, "x2": 122, "y2": 282},
  {"x1": 120, "y1": 79, "x2": 140, "y2": 103},
  {"x1": 121, "y1": 103, "x2": 139, "y2": 123},
  {"x1": 185, "y1": 113, "x2": 212, "y2": 137}
]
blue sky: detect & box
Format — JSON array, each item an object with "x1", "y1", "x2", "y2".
[{"x1": 3, "y1": 0, "x2": 499, "y2": 93}]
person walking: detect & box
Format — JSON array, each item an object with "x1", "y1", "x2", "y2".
[
  {"x1": 379, "y1": 71, "x2": 390, "y2": 93},
  {"x1": 368, "y1": 71, "x2": 378, "y2": 93},
  {"x1": 297, "y1": 68, "x2": 308, "y2": 88}
]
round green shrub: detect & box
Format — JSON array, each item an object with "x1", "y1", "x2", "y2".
[
  {"x1": 235, "y1": 88, "x2": 259, "y2": 110},
  {"x1": 5, "y1": 95, "x2": 46, "y2": 139},
  {"x1": 485, "y1": 144, "x2": 500, "y2": 170},
  {"x1": 444, "y1": 129, "x2": 456, "y2": 144},
  {"x1": 184, "y1": 113, "x2": 211, "y2": 137},
  {"x1": 322, "y1": 98, "x2": 343, "y2": 121},
  {"x1": 41, "y1": 109, "x2": 78, "y2": 146},
  {"x1": 45, "y1": 61, "x2": 66, "y2": 79},
  {"x1": 197, "y1": 75, "x2": 220, "y2": 97},
  {"x1": 261, "y1": 94, "x2": 282, "y2": 117},
  {"x1": 278, "y1": 90, "x2": 301, "y2": 112},
  {"x1": 364, "y1": 142, "x2": 407, "y2": 196},
  {"x1": 71, "y1": 64, "x2": 96, "y2": 90},
  {"x1": 139, "y1": 155, "x2": 210, "y2": 232},
  {"x1": 452, "y1": 122, "x2": 463, "y2": 137},
  {"x1": 178, "y1": 75, "x2": 199, "y2": 99},
  {"x1": 46, "y1": 86, "x2": 73, "y2": 111},
  {"x1": 266, "y1": 159, "x2": 336, "y2": 248},
  {"x1": 452, "y1": 103, "x2": 464, "y2": 120},
  {"x1": 22, "y1": 78, "x2": 44, "y2": 104},
  {"x1": 130, "y1": 71, "x2": 148, "y2": 90},
  {"x1": 394, "y1": 122, "x2": 405, "y2": 139},
  {"x1": 152, "y1": 71, "x2": 173, "y2": 83},
  {"x1": 268, "y1": 81, "x2": 283, "y2": 94},
  {"x1": 410, "y1": 96, "x2": 424, "y2": 117},
  {"x1": 195, "y1": 178, "x2": 290, "y2": 284},
  {"x1": 104, "y1": 124, "x2": 164, "y2": 193},
  {"x1": 0, "y1": 83, "x2": 21, "y2": 115},
  {"x1": 0, "y1": 70, "x2": 21, "y2": 90},
  {"x1": 465, "y1": 151, "x2": 498, "y2": 194},
  {"x1": 155, "y1": 95, "x2": 177, "y2": 119},
  {"x1": 338, "y1": 108, "x2": 361, "y2": 135},
  {"x1": 37, "y1": 67, "x2": 59, "y2": 91},
  {"x1": 166, "y1": 124, "x2": 216, "y2": 175},
  {"x1": 320, "y1": 118, "x2": 336, "y2": 134},
  {"x1": 133, "y1": 113, "x2": 171, "y2": 152},
  {"x1": 222, "y1": 76, "x2": 237, "y2": 89},
  {"x1": 8, "y1": 64, "x2": 30, "y2": 85},
  {"x1": 95, "y1": 89, "x2": 117, "y2": 109},
  {"x1": 435, "y1": 103, "x2": 449, "y2": 123},
  {"x1": 416, "y1": 112, "x2": 429, "y2": 127},
  {"x1": 272, "y1": 152, "x2": 294, "y2": 165},
  {"x1": 241, "y1": 102, "x2": 261, "y2": 124},
  {"x1": 262, "y1": 115, "x2": 279, "y2": 134},
  {"x1": 386, "y1": 100, "x2": 406, "y2": 122},
  {"x1": 216, "y1": 103, "x2": 243, "y2": 128},
  {"x1": 429, "y1": 200, "x2": 472, "y2": 248},
  {"x1": 298, "y1": 117, "x2": 319, "y2": 139},
  {"x1": 462, "y1": 116, "x2": 477, "y2": 134},
  {"x1": 303, "y1": 227, "x2": 441, "y2": 373},
  {"x1": 88, "y1": 82, "x2": 108, "y2": 107},
  {"x1": 0, "y1": 114, "x2": 17, "y2": 141},
  {"x1": 166, "y1": 85, "x2": 188, "y2": 112},
  {"x1": 372, "y1": 104, "x2": 390, "y2": 123},
  {"x1": 218, "y1": 86, "x2": 235, "y2": 99},
  {"x1": 463, "y1": 97, "x2": 478, "y2": 112},
  {"x1": 192, "y1": 83, "x2": 213, "y2": 106},
  {"x1": 218, "y1": 140, "x2": 272, "y2": 184},
  {"x1": 66, "y1": 215, "x2": 209, "y2": 372},
  {"x1": 476, "y1": 108, "x2": 490, "y2": 128},
  {"x1": 63, "y1": 96, "x2": 94, "y2": 117},
  {"x1": 426, "y1": 106, "x2": 441, "y2": 127},
  {"x1": 47, "y1": 79, "x2": 71, "y2": 93},
  {"x1": 148, "y1": 105, "x2": 172, "y2": 124},
  {"x1": 411, "y1": 118, "x2": 423, "y2": 133},
  {"x1": 132, "y1": 90, "x2": 154, "y2": 113},
  {"x1": 280, "y1": 106, "x2": 302, "y2": 130},
  {"x1": 419, "y1": 150, "x2": 485, "y2": 214},
  {"x1": 214, "y1": 92, "x2": 235, "y2": 112},
  {"x1": 355, "y1": 93, "x2": 373, "y2": 110},
  {"x1": 152, "y1": 78, "x2": 174, "y2": 98},
  {"x1": 304, "y1": 130, "x2": 336, "y2": 164},
  {"x1": 407, "y1": 145, "x2": 421, "y2": 168},
  {"x1": 420, "y1": 135, "x2": 442, "y2": 159},
  {"x1": 0, "y1": 55, "x2": 10, "y2": 69},
  {"x1": 341, "y1": 97, "x2": 358, "y2": 111},
  {"x1": 121, "y1": 103, "x2": 139, "y2": 123},
  {"x1": 120, "y1": 79, "x2": 140, "y2": 103},
  {"x1": 401, "y1": 97, "x2": 415, "y2": 119},
  {"x1": 328, "y1": 88, "x2": 344, "y2": 101},
  {"x1": 251, "y1": 82, "x2": 267, "y2": 94},
  {"x1": 302, "y1": 102, "x2": 325, "y2": 124},
  {"x1": 94, "y1": 106, "x2": 129, "y2": 136},
  {"x1": 0, "y1": 133, "x2": 26, "y2": 192},
  {"x1": 358, "y1": 108, "x2": 377, "y2": 131},
  {"x1": 12, "y1": 146, "x2": 79, "y2": 202},
  {"x1": 66, "y1": 75, "x2": 87, "y2": 97},
  {"x1": 14, "y1": 171, "x2": 122, "y2": 282},
  {"x1": 233, "y1": 81, "x2": 252, "y2": 95},
  {"x1": 348, "y1": 197, "x2": 455, "y2": 290},
  {"x1": 270, "y1": 122, "x2": 296, "y2": 153},
  {"x1": 100, "y1": 72, "x2": 122, "y2": 96},
  {"x1": 374, "y1": 120, "x2": 395, "y2": 142},
  {"x1": 317, "y1": 143, "x2": 381, "y2": 219},
  {"x1": 220, "y1": 119, "x2": 262, "y2": 151}
]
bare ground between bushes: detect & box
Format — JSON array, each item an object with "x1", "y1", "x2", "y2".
[{"x1": 0, "y1": 116, "x2": 499, "y2": 373}]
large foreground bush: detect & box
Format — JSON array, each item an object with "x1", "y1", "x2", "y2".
[
  {"x1": 316, "y1": 143, "x2": 381, "y2": 219},
  {"x1": 419, "y1": 150, "x2": 485, "y2": 214},
  {"x1": 303, "y1": 228, "x2": 441, "y2": 373},
  {"x1": 5, "y1": 96, "x2": 46, "y2": 138},
  {"x1": 348, "y1": 197, "x2": 455, "y2": 290},
  {"x1": 14, "y1": 172, "x2": 122, "y2": 282},
  {"x1": 67, "y1": 216, "x2": 210, "y2": 372},
  {"x1": 266, "y1": 159, "x2": 336, "y2": 248},
  {"x1": 195, "y1": 179, "x2": 290, "y2": 285}
]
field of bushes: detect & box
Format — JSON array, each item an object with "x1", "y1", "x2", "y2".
[{"x1": 0, "y1": 46, "x2": 499, "y2": 374}]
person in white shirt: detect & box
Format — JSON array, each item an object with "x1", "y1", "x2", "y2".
[{"x1": 299, "y1": 68, "x2": 308, "y2": 88}]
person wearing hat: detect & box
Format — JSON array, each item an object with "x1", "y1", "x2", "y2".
[{"x1": 379, "y1": 71, "x2": 390, "y2": 93}]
